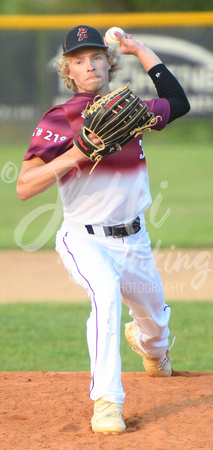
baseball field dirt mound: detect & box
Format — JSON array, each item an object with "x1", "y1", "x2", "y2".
[{"x1": 1, "y1": 371, "x2": 213, "y2": 449}]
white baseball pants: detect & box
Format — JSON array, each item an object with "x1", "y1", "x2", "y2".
[{"x1": 55, "y1": 217, "x2": 171, "y2": 404}]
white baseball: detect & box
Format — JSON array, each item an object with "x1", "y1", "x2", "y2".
[{"x1": 105, "y1": 27, "x2": 125, "y2": 45}]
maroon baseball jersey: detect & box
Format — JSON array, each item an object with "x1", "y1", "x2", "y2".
[{"x1": 24, "y1": 93, "x2": 170, "y2": 225}]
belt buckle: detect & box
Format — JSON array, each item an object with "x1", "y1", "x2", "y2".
[
  {"x1": 111, "y1": 224, "x2": 125, "y2": 239},
  {"x1": 110, "y1": 217, "x2": 140, "y2": 238}
]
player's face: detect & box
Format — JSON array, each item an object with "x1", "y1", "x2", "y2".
[{"x1": 67, "y1": 48, "x2": 111, "y2": 96}]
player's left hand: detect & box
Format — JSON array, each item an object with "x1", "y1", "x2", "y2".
[
  {"x1": 88, "y1": 132, "x2": 103, "y2": 148},
  {"x1": 74, "y1": 84, "x2": 159, "y2": 174}
]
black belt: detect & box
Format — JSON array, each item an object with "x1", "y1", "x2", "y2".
[{"x1": 85, "y1": 216, "x2": 141, "y2": 239}]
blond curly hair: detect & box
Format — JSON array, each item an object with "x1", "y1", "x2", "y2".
[{"x1": 55, "y1": 47, "x2": 121, "y2": 93}]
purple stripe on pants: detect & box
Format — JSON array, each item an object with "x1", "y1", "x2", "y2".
[{"x1": 63, "y1": 231, "x2": 98, "y2": 395}]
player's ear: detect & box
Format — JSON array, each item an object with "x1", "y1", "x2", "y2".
[
  {"x1": 67, "y1": 66, "x2": 74, "y2": 80},
  {"x1": 105, "y1": 55, "x2": 111, "y2": 71},
  {"x1": 68, "y1": 72, "x2": 76, "y2": 84},
  {"x1": 107, "y1": 61, "x2": 111, "y2": 81},
  {"x1": 66, "y1": 58, "x2": 74, "y2": 80},
  {"x1": 106, "y1": 55, "x2": 111, "y2": 73}
]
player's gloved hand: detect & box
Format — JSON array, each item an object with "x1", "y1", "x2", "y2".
[{"x1": 74, "y1": 85, "x2": 161, "y2": 173}]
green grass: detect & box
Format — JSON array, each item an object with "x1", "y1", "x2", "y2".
[
  {"x1": 143, "y1": 117, "x2": 213, "y2": 248},
  {"x1": 144, "y1": 142, "x2": 213, "y2": 248},
  {"x1": 0, "y1": 301, "x2": 212, "y2": 372},
  {"x1": 0, "y1": 118, "x2": 212, "y2": 249},
  {"x1": 0, "y1": 146, "x2": 62, "y2": 250}
]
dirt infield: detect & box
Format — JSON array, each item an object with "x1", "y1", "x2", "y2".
[
  {"x1": 1, "y1": 371, "x2": 213, "y2": 449},
  {"x1": 1, "y1": 248, "x2": 213, "y2": 302}
]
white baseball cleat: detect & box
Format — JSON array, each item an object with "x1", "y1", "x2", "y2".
[
  {"x1": 125, "y1": 321, "x2": 173, "y2": 377},
  {"x1": 91, "y1": 398, "x2": 126, "y2": 434}
]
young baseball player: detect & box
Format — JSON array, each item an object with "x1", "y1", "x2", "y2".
[{"x1": 16, "y1": 25, "x2": 190, "y2": 434}]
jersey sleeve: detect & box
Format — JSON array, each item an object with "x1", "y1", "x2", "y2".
[
  {"x1": 24, "y1": 106, "x2": 74, "y2": 163},
  {"x1": 143, "y1": 98, "x2": 170, "y2": 131}
]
